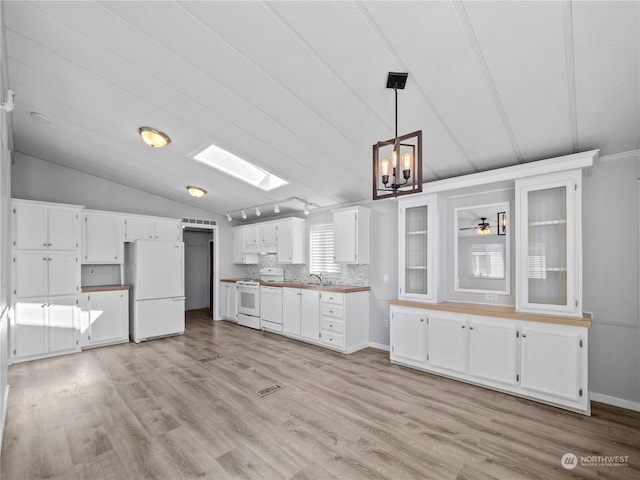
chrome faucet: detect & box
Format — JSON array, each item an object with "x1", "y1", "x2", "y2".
[{"x1": 309, "y1": 273, "x2": 323, "y2": 285}]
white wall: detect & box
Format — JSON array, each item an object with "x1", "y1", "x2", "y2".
[
  {"x1": 583, "y1": 156, "x2": 640, "y2": 408},
  {"x1": 11, "y1": 152, "x2": 243, "y2": 279}
]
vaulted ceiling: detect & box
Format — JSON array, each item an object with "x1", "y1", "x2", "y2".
[{"x1": 4, "y1": 1, "x2": 639, "y2": 220}]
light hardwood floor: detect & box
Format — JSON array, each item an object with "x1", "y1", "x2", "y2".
[{"x1": 2, "y1": 309, "x2": 639, "y2": 479}]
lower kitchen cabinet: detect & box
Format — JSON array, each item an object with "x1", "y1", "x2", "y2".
[
  {"x1": 390, "y1": 308, "x2": 427, "y2": 368},
  {"x1": 389, "y1": 304, "x2": 589, "y2": 414},
  {"x1": 284, "y1": 288, "x2": 369, "y2": 354},
  {"x1": 220, "y1": 282, "x2": 237, "y2": 321},
  {"x1": 283, "y1": 287, "x2": 319, "y2": 341},
  {"x1": 11, "y1": 295, "x2": 80, "y2": 362},
  {"x1": 81, "y1": 289, "x2": 129, "y2": 348}
]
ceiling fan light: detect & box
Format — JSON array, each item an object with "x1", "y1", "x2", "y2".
[
  {"x1": 186, "y1": 186, "x2": 206, "y2": 198},
  {"x1": 139, "y1": 126, "x2": 170, "y2": 148}
]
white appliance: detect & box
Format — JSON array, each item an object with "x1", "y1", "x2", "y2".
[
  {"x1": 125, "y1": 240, "x2": 185, "y2": 343},
  {"x1": 260, "y1": 268, "x2": 284, "y2": 334},
  {"x1": 236, "y1": 280, "x2": 260, "y2": 329}
]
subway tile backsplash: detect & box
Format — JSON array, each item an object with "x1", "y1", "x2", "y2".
[{"x1": 246, "y1": 254, "x2": 368, "y2": 286}]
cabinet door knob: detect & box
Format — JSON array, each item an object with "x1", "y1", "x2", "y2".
[
  {"x1": 42, "y1": 243, "x2": 48, "y2": 247},
  {"x1": 462, "y1": 325, "x2": 466, "y2": 329},
  {"x1": 470, "y1": 326, "x2": 474, "y2": 330},
  {"x1": 420, "y1": 318, "x2": 424, "y2": 322},
  {"x1": 522, "y1": 333, "x2": 527, "y2": 338}
]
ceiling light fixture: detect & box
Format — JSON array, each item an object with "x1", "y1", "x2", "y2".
[
  {"x1": 30, "y1": 111, "x2": 52, "y2": 124},
  {"x1": 186, "y1": 186, "x2": 207, "y2": 198},
  {"x1": 373, "y1": 72, "x2": 423, "y2": 200},
  {"x1": 241, "y1": 209, "x2": 247, "y2": 220},
  {"x1": 226, "y1": 212, "x2": 233, "y2": 221},
  {"x1": 139, "y1": 126, "x2": 171, "y2": 148},
  {"x1": 228, "y1": 197, "x2": 314, "y2": 221}
]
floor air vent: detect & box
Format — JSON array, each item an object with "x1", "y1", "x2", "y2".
[{"x1": 256, "y1": 384, "x2": 284, "y2": 397}]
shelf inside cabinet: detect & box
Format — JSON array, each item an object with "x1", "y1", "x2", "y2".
[{"x1": 528, "y1": 219, "x2": 567, "y2": 226}]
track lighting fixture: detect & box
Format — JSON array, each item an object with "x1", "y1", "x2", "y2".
[
  {"x1": 227, "y1": 197, "x2": 314, "y2": 221},
  {"x1": 241, "y1": 209, "x2": 247, "y2": 219},
  {"x1": 274, "y1": 204, "x2": 280, "y2": 214},
  {"x1": 226, "y1": 212, "x2": 232, "y2": 221},
  {"x1": 255, "y1": 207, "x2": 261, "y2": 216}
]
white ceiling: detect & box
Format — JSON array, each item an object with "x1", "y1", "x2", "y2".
[{"x1": 3, "y1": 1, "x2": 639, "y2": 220}]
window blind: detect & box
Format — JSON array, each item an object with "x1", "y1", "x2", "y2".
[{"x1": 309, "y1": 223, "x2": 341, "y2": 274}]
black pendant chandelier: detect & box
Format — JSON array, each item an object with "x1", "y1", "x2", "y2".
[{"x1": 372, "y1": 72, "x2": 423, "y2": 200}]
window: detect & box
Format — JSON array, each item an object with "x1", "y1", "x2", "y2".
[{"x1": 309, "y1": 223, "x2": 340, "y2": 274}]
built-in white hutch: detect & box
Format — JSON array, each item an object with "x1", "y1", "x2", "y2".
[{"x1": 390, "y1": 150, "x2": 598, "y2": 414}]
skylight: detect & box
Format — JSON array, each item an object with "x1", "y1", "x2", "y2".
[{"x1": 193, "y1": 144, "x2": 288, "y2": 191}]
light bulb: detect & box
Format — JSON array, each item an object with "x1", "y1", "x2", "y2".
[
  {"x1": 402, "y1": 152, "x2": 412, "y2": 170},
  {"x1": 303, "y1": 204, "x2": 309, "y2": 215},
  {"x1": 392, "y1": 150, "x2": 397, "y2": 168},
  {"x1": 381, "y1": 159, "x2": 389, "y2": 176},
  {"x1": 241, "y1": 209, "x2": 247, "y2": 219},
  {"x1": 226, "y1": 212, "x2": 232, "y2": 221},
  {"x1": 255, "y1": 207, "x2": 261, "y2": 216},
  {"x1": 274, "y1": 204, "x2": 280, "y2": 214}
]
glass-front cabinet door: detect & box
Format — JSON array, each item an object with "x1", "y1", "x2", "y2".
[
  {"x1": 399, "y1": 194, "x2": 437, "y2": 301},
  {"x1": 515, "y1": 171, "x2": 581, "y2": 317}
]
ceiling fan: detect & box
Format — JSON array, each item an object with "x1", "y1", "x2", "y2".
[{"x1": 459, "y1": 217, "x2": 491, "y2": 235}]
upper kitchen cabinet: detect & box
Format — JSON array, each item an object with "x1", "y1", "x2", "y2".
[
  {"x1": 124, "y1": 215, "x2": 181, "y2": 242},
  {"x1": 232, "y1": 226, "x2": 258, "y2": 264},
  {"x1": 333, "y1": 206, "x2": 370, "y2": 264},
  {"x1": 398, "y1": 194, "x2": 438, "y2": 302},
  {"x1": 82, "y1": 210, "x2": 125, "y2": 264},
  {"x1": 515, "y1": 170, "x2": 582, "y2": 317},
  {"x1": 12, "y1": 199, "x2": 80, "y2": 252},
  {"x1": 277, "y1": 218, "x2": 305, "y2": 264}
]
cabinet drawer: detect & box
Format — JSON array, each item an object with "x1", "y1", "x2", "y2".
[
  {"x1": 321, "y1": 331, "x2": 344, "y2": 349},
  {"x1": 321, "y1": 318, "x2": 344, "y2": 334},
  {"x1": 321, "y1": 303, "x2": 344, "y2": 319},
  {"x1": 321, "y1": 292, "x2": 344, "y2": 305}
]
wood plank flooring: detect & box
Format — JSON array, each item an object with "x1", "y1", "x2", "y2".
[{"x1": 2, "y1": 309, "x2": 639, "y2": 479}]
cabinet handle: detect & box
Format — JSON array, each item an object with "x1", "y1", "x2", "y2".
[
  {"x1": 43, "y1": 257, "x2": 47, "y2": 261},
  {"x1": 461, "y1": 325, "x2": 466, "y2": 329},
  {"x1": 48, "y1": 243, "x2": 52, "y2": 247},
  {"x1": 42, "y1": 243, "x2": 48, "y2": 247},
  {"x1": 522, "y1": 333, "x2": 527, "y2": 338},
  {"x1": 420, "y1": 318, "x2": 424, "y2": 322},
  {"x1": 330, "y1": 324, "x2": 333, "y2": 328},
  {"x1": 470, "y1": 326, "x2": 474, "y2": 330}
]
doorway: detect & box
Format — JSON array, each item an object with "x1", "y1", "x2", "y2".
[{"x1": 184, "y1": 229, "x2": 214, "y2": 314}]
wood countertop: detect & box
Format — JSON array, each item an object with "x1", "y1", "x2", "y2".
[
  {"x1": 82, "y1": 285, "x2": 131, "y2": 293},
  {"x1": 388, "y1": 299, "x2": 592, "y2": 327},
  {"x1": 220, "y1": 278, "x2": 370, "y2": 293}
]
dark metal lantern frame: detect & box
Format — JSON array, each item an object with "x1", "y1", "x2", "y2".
[{"x1": 373, "y1": 72, "x2": 423, "y2": 200}]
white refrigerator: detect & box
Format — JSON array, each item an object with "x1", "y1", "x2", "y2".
[{"x1": 125, "y1": 240, "x2": 185, "y2": 343}]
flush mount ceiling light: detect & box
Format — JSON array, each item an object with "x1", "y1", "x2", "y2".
[
  {"x1": 30, "y1": 111, "x2": 52, "y2": 124},
  {"x1": 139, "y1": 126, "x2": 171, "y2": 148},
  {"x1": 193, "y1": 143, "x2": 287, "y2": 191},
  {"x1": 373, "y1": 72, "x2": 423, "y2": 200},
  {"x1": 186, "y1": 186, "x2": 207, "y2": 198}
]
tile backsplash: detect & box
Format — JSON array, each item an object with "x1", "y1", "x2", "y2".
[{"x1": 246, "y1": 254, "x2": 368, "y2": 286}]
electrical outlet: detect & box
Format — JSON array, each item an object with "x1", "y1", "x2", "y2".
[
  {"x1": 89, "y1": 268, "x2": 95, "y2": 275},
  {"x1": 384, "y1": 318, "x2": 389, "y2": 328},
  {"x1": 486, "y1": 293, "x2": 498, "y2": 300}
]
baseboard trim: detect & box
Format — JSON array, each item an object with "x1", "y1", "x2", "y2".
[
  {"x1": 368, "y1": 342, "x2": 390, "y2": 352},
  {"x1": 590, "y1": 392, "x2": 640, "y2": 412}
]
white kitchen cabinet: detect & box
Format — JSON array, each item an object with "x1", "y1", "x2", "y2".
[
  {"x1": 124, "y1": 215, "x2": 181, "y2": 242},
  {"x1": 428, "y1": 313, "x2": 469, "y2": 375},
  {"x1": 258, "y1": 223, "x2": 278, "y2": 245},
  {"x1": 13, "y1": 200, "x2": 80, "y2": 252},
  {"x1": 283, "y1": 287, "x2": 320, "y2": 341},
  {"x1": 389, "y1": 303, "x2": 590, "y2": 414},
  {"x1": 232, "y1": 227, "x2": 258, "y2": 264},
  {"x1": 244, "y1": 225, "x2": 258, "y2": 247},
  {"x1": 398, "y1": 194, "x2": 438, "y2": 302},
  {"x1": 13, "y1": 252, "x2": 78, "y2": 298},
  {"x1": 520, "y1": 324, "x2": 584, "y2": 405},
  {"x1": 469, "y1": 318, "x2": 518, "y2": 387},
  {"x1": 333, "y1": 206, "x2": 370, "y2": 264},
  {"x1": 319, "y1": 290, "x2": 369, "y2": 353},
  {"x1": 390, "y1": 307, "x2": 427, "y2": 368},
  {"x1": 300, "y1": 289, "x2": 320, "y2": 341},
  {"x1": 515, "y1": 170, "x2": 582, "y2": 317},
  {"x1": 82, "y1": 210, "x2": 125, "y2": 264},
  {"x1": 283, "y1": 287, "x2": 301, "y2": 336},
  {"x1": 276, "y1": 218, "x2": 305, "y2": 264},
  {"x1": 81, "y1": 289, "x2": 129, "y2": 348},
  {"x1": 220, "y1": 282, "x2": 237, "y2": 321},
  {"x1": 12, "y1": 295, "x2": 79, "y2": 362}
]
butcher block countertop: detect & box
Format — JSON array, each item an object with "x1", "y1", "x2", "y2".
[
  {"x1": 388, "y1": 299, "x2": 592, "y2": 327},
  {"x1": 220, "y1": 278, "x2": 370, "y2": 293},
  {"x1": 81, "y1": 285, "x2": 131, "y2": 293}
]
